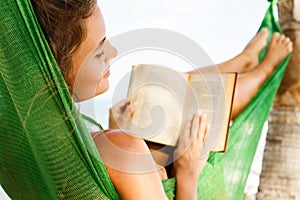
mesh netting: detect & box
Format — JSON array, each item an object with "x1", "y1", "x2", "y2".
[{"x1": 0, "y1": 0, "x2": 290, "y2": 199}]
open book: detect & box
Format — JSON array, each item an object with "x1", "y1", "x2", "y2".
[{"x1": 127, "y1": 64, "x2": 236, "y2": 155}]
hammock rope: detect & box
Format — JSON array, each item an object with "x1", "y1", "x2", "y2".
[{"x1": 0, "y1": 0, "x2": 290, "y2": 199}]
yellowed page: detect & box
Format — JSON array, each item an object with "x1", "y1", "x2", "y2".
[
  {"x1": 127, "y1": 64, "x2": 188, "y2": 146},
  {"x1": 186, "y1": 73, "x2": 236, "y2": 155}
]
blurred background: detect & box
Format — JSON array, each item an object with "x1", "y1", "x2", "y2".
[{"x1": 1, "y1": 0, "x2": 271, "y2": 199}]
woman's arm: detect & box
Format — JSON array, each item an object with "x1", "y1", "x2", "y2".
[
  {"x1": 94, "y1": 99, "x2": 208, "y2": 199},
  {"x1": 173, "y1": 113, "x2": 209, "y2": 200},
  {"x1": 95, "y1": 98, "x2": 168, "y2": 199},
  {"x1": 93, "y1": 130, "x2": 168, "y2": 200}
]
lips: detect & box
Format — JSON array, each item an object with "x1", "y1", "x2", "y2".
[{"x1": 103, "y1": 69, "x2": 110, "y2": 78}]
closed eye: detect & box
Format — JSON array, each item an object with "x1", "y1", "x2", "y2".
[{"x1": 96, "y1": 51, "x2": 105, "y2": 59}]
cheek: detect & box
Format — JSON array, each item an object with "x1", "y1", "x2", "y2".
[
  {"x1": 72, "y1": 56, "x2": 110, "y2": 100},
  {"x1": 76, "y1": 58, "x2": 106, "y2": 84}
]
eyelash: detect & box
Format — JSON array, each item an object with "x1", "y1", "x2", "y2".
[{"x1": 96, "y1": 52, "x2": 105, "y2": 59}]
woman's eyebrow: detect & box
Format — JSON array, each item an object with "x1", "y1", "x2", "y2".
[{"x1": 94, "y1": 37, "x2": 106, "y2": 52}]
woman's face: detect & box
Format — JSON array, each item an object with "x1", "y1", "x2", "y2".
[{"x1": 71, "y1": 5, "x2": 117, "y2": 102}]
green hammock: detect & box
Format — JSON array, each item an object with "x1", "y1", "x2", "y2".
[{"x1": 0, "y1": 0, "x2": 290, "y2": 199}]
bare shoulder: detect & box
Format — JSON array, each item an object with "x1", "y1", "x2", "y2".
[
  {"x1": 93, "y1": 130, "x2": 166, "y2": 199},
  {"x1": 93, "y1": 129, "x2": 150, "y2": 154}
]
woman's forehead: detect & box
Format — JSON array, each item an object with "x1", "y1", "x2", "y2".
[
  {"x1": 85, "y1": 5, "x2": 106, "y2": 52},
  {"x1": 71, "y1": 5, "x2": 106, "y2": 73}
]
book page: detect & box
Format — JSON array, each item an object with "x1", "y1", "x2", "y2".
[
  {"x1": 184, "y1": 73, "x2": 236, "y2": 157},
  {"x1": 212, "y1": 73, "x2": 236, "y2": 151},
  {"x1": 127, "y1": 64, "x2": 188, "y2": 146}
]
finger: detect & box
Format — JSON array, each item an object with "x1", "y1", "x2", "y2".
[
  {"x1": 118, "y1": 98, "x2": 131, "y2": 105},
  {"x1": 182, "y1": 117, "x2": 192, "y2": 139},
  {"x1": 203, "y1": 124, "x2": 209, "y2": 143},
  {"x1": 190, "y1": 112, "x2": 200, "y2": 139},
  {"x1": 128, "y1": 102, "x2": 138, "y2": 114},
  {"x1": 176, "y1": 117, "x2": 192, "y2": 150},
  {"x1": 122, "y1": 102, "x2": 137, "y2": 117},
  {"x1": 178, "y1": 117, "x2": 192, "y2": 143},
  {"x1": 197, "y1": 114, "x2": 208, "y2": 143},
  {"x1": 111, "y1": 98, "x2": 130, "y2": 114}
]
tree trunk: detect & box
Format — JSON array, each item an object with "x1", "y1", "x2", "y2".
[{"x1": 257, "y1": 0, "x2": 300, "y2": 199}]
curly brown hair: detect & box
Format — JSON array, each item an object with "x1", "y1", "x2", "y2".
[{"x1": 31, "y1": 0, "x2": 97, "y2": 87}]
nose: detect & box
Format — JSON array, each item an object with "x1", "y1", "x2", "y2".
[{"x1": 105, "y1": 40, "x2": 118, "y2": 62}]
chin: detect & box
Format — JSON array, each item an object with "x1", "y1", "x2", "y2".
[{"x1": 96, "y1": 79, "x2": 109, "y2": 96}]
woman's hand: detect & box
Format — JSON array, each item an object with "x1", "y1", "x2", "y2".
[
  {"x1": 174, "y1": 113, "x2": 209, "y2": 177},
  {"x1": 173, "y1": 112, "x2": 209, "y2": 200},
  {"x1": 109, "y1": 98, "x2": 137, "y2": 130}
]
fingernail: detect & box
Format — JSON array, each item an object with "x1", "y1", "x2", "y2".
[{"x1": 197, "y1": 110, "x2": 201, "y2": 116}]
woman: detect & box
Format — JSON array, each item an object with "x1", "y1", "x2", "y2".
[{"x1": 31, "y1": 0, "x2": 292, "y2": 199}]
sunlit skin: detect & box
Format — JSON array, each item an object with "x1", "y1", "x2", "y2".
[
  {"x1": 71, "y1": 6, "x2": 117, "y2": 102},
  {"x1": 69, "y1": 4, "x2": 292, "y2": 199},
  {"x1": 70, "y1": 5, "x2": 208, "y2": 200},
  {"x1": 190, "y1": 28, "x2": 293, "y2": 118}
]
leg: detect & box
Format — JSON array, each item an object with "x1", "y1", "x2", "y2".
[
  {"x1": 198, "y1": 28, "x2": 269, "y2": 74},
  {"x1": 231, "y1": 33, "x2": 293, "y2": 118}
]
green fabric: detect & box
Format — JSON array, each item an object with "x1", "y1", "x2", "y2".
[
  {"x1": 162, "y1": 0, "x2": 291, "y2": 199},
  {"x1": 0, "y1": 0, "x2": 119, "y2": 199},
  {"x1": 82, "y1": 114, "x2": 104, "y2": 131},
  {"x1": 0, "y1": 0, "x2": 290, "y2": 200}
]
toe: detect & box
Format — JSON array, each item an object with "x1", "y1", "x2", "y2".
[
  {"x1": 283, "y1": 37, "x2": 291, "y2": 45},
  {"x1": 271, "y1": 32, "x2": 281, "y2": 43},
  {"x1": 259, "y1": 27, "x2": 269, "y2": 37},
  {"x1": 283, "y1": 36, "x2": 293, "y2": 53},
  {"x1": 288, "y1": 43, "x2": 293, "y2": 53},
  {"x1": 279, "y1": 35, "x2": 286, "y2": 43},
  {"x1": 256, "y1": 28, "x2": 269, "y2": 44}
]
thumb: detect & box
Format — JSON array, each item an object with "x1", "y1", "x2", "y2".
[{"x1": 128, "y1": 102, "x2": 138, "y2": 114}]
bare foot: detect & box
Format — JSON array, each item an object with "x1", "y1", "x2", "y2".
[
  {"x1": 259, "y1": 32, "x2": 293, "y2": 77},
  {"x1": 240, "y1": 28, "x2": 270, "y2": 72},
  {"x1": 212, "y1": 28, "x2": 269, "y2": 74},
  {"x1": 231, "y1": 33, "x2": 292, "y2": 119}
]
